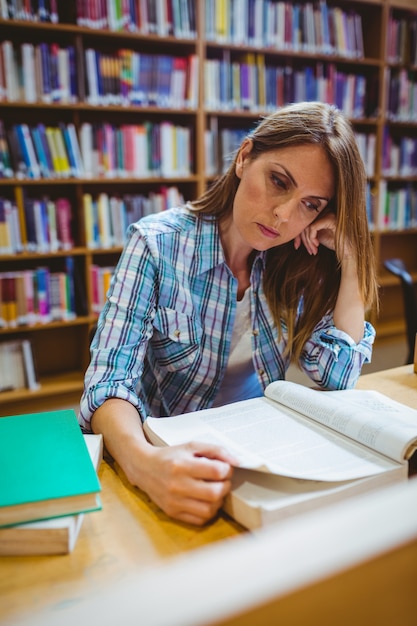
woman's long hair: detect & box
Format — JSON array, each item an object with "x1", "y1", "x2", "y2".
[{"x1": 190, "y1": 102, "x2": 378, "y2": 361}]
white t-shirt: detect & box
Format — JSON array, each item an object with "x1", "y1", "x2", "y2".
[{"x1": 212, "y1": 289, "x2": 263, "y2": 407}]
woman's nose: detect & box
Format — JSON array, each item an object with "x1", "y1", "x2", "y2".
[{"x1": 273, "y1": 199, "x2": 296, "y2": 221}]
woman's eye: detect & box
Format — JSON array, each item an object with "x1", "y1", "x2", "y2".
[
  {"x1": 271, "y1": 174, "x2": 287, "y2": 190},
  {"x1": 304, "y1": 200, "x2": 321, "y2": 213}
]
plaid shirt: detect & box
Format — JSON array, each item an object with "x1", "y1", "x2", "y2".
[{"x1": 79, "y1": 206, "x2": 375, "y2": 431}]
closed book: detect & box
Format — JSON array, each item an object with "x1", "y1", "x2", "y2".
[
  {"x1": 0, "y1": 434, "x2": 103, "y2": 556},
  {"x1": 0, "y1": 410, "x2": 102, "y2": 528},
  {"x1": 21, "y1": 338, "x2": 40, "y2": 390}
]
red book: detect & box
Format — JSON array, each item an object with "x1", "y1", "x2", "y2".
[
  {"x1": 55, "y1": 197, "x2": 73, "y2": 250},
  {"x1": 1, "y1": 272, "x2": 17, "y2": 328}
]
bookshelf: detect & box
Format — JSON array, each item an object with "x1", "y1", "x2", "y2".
[{"x1": 0, "y1": 0, "x2": 416, "y2": 416}]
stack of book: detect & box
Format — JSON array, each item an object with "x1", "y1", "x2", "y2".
[{"x1": 0, "y1": 409, "x2": 103, "y2": 555}]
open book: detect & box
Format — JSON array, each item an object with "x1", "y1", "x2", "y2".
[
  {"x1": 0, "y1": 434, "x2": 103, "y2": 556},
  {"x1": 144, "y1": 381, "x2": 417, "y2": 530}
]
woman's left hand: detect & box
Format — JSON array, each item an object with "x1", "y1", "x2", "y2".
[{"x1": 294, "y1": 213, "x2": 337, "y2": 255}]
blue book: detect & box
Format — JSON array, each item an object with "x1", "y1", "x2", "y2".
[
  {"x1": 30, "y1": 126, "x2": 50, "y2": 178},
  {"x1": 305, "y1": 66, "x2": 317, "y2": 102},
  {"x1": 23, "y1": 198, "x2": 37, "y2": 251},
  {"x1": 156, "y1": 55, "x2": 173, "y2": 107},
  {"x1": 68, "y1": 46, "x2": 78, "y2": 102},
  {"x1": 15, "y1": 125, "x2": 41, "y2": 179},
  {"x1": 39, "y1": 42, "x2": 52, "y2": 102},
  {"x1": 59, "y1": 123, "x2": 77, "y2": 176},
  {"x1": 36, "y1": 124, "x2": 54, "y2": 175},
  {"x1": 35, "y1": 266, "x2": 51, "y2": 322},
  {"x1": 65, "y1": 256, "x2": 76, "y2": 318}
]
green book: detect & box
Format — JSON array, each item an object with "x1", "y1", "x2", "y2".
[{"x1": 0, "y1": 409, "x2": 102, "y2": 527}]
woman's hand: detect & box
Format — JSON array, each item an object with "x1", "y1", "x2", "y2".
[
  {"x1": 140, "y1": 441, "x2": 236, "y2": 526},
  {"x1": 92, "y1": 398, "x2": 237, "y2": 526},
  {"x1": 294, "y1": 213, "x2": 338, "y2": 255},
  {"x1": 293, "y1": 213, "x2": 365, "y2": 343}
]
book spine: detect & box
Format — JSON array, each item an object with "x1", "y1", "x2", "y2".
[
  {"x1": 55, "y1": 197, "x2": 73, "y2": 250},
  {"x1": 21, "y1": 338, "x2": 40, "y2": 390},
  {"x1": 35, "y1": 266, "x2": 51, "y2": 323}
]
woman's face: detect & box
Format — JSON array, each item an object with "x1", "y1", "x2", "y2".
[{"x1": 231, "y1": 141, "x2": 335, "y2": 252}]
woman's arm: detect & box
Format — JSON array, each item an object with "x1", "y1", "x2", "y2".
[
  {"x1": 91, "y1": 398, "x2": 237, "y2": 526},
  {"x1": 296, "y1": 213, "x2": 365, "y2": 343}
]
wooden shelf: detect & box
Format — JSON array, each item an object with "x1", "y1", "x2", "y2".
[{"x1": 0, "y1": 371, "x2": 84, "y2": 417}]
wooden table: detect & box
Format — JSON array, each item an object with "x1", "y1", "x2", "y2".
[
  {"x1": 1, "y1": 364, "x2": 416, "y2": 625},
  {"x1": 356, "y1": 364, "x2": 417, "y2": 409},
  {"x1": 0, "y1": 456, "x2": 243, "y2": 625}
]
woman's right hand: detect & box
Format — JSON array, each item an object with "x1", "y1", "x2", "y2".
[
  {"x1": 132, "y1": 440, "x2": 236, "y2": 526},
  {"x1": 91, "y1": 398, "x2": 237, "y2": 526}
]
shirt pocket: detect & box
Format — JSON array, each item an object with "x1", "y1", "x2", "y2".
[{"x1": 151, "y1": 307, "x2": 202, "y2": 372}]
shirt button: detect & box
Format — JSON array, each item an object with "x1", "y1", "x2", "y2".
[
  {"x1": 258, "y1": 368, "x2": 265, "y2": 376},
  {"x1": 252, "y1": 329, "x2": 259, "y2": 336},
  {"x1": 174, "y1": 329, "x2": 181, "y2": 337}
]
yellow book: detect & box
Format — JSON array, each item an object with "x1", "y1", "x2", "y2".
[
  {"x1": 13, "y1": 186, "x2": 27, "y2": 249},
  {"x1": 256, "y1": 54, "x2": 266, "y2": 110},
  {"x1": 52, "y1": 127, "x2": 71, "y2": 176},
  {"x1": 83, "y1": 192, "x2": 96, "y2": 249},
  {"x1": 45, "y1": 127, "x2": 61, "y2": 175}
]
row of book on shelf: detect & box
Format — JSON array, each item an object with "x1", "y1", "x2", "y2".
[
  {"x1": 0, "y1": 260, "x2": 77, "y2": 329},
  {"x1": 0, "y1": 186, "x2": 184, "y2": 255},
  {"x1": 84, "y1": 49, "x2": 198, "y2": 109},
  {"x1": 83, "y1": 187, "x2": 184, "y2": 250},
  {"x1": 386, "y1": 68, "x2": 417, "y2": 123},
  {"x1": 386, "y1": 12, "x2": 417, "y2": 66},
  {"x1": 378, "y1": 182, "x2": 417, "y2": 232},
  {"x1": 205, "y1": 0, "x2": 365, "y2": 59},
  {"x1": 4, "y1": 0, "x2": 417, "y2": 68},
  {"x1": 0, "y1": 39, "x2": 198, "y2": 109},
  {"x1": 75, "y1": 0, "x2": 197, "y2": 37},
  {"x1": 0, "y1": 260, "x2": 113, "y2": 330},
  {"x1": 0, "y1": 0, "x2": 197, "y2": 37},
  {"x1": 0, "y1": 0, "x2": 59, "y2": 22},
  {"x1": 0, "y1": 120, "x2": 192, "y2": 181},
  {"x1": 205, "y1": 125, "x2": 376, "y2": 178},
  {"x1": 204, "y1": 56, "x2": 376, "y2": 119},
  {"x1": 382, "y1": 131, "x2": 417, "y2": 177}
]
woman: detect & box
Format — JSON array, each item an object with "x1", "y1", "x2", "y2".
[{"x1": 79, "y1": 102, "x2": 378, "y2": 526}]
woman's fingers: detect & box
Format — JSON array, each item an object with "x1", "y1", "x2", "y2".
[{"x1": 143, "y1": 441, "x2": 236, "y2": 525}]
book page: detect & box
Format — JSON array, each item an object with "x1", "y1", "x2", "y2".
[
  {"x1": 264, "y1": 381, "x2": 417, "y2": 462},
  {"x1": 144, "y1": 397, "x2": 399, "y2": 481}
]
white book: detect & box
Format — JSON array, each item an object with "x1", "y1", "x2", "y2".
[
  {"x1": 80, "y1": 123, "x2": 93, "y2": 178},
  {"x1": 57, "y1": 47, "x2": 70, "y2": 103},
  {"x1": 21, "y1": 338, "x2": 40, "y2": 391},
  {"x1": 20, "y1": 124, "x2": 41, "y2": 179},
  {"x1": 97, "y1": 193, "x2": 113, "y2": 248},
  {"x1": 2, "y1": 41, "x2": 19, "y2": 101},
  {"x1": 144, "y1": 380, "x2": 417, "y2": 530},
  {"x1": 0, "y1": 434, "x2": 103, "y2": 556},
  {"x1": 0, "y1": 340, "x2": 26, "y2": 391},
  {"x1": 21, "y1": 43, "x2": 36, "y2": 103},
  {"x1": 67, "y1": 123, "x2": 85, "y2": 177},
  {"x1": 85, "y1": 49, "x2": 99, "y2": 105},
  {"x1": 33, "y1": 200, "x2": 48, "y2": 252},
  {"x1": 9, "y1": 202, "x2": 23, "y2": 253}
]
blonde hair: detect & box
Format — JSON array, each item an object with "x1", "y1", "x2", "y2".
[{"x1": 190, "y1": 102, "x2": 378, "y2": 361}]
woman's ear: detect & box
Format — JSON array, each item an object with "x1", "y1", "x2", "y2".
[{"x1": 235, "y1": 139, "x2": 253, "y2": 178}]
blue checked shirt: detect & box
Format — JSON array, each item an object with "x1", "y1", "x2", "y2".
[{"x1": 79, "y1": 206, "x2": 375, "y2": 431}]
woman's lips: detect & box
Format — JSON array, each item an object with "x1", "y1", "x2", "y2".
[{"x1": 257, "y1": 223, "x2": 279, "y2": 239}]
